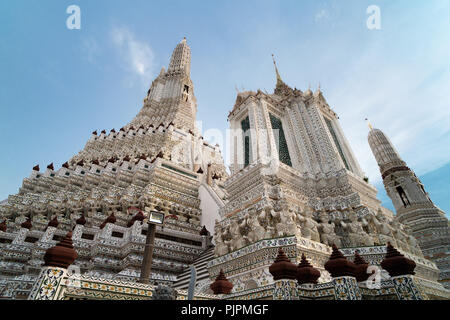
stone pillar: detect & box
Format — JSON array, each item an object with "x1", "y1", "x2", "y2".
[
  {"x1": 12, "y1": 227, "x2": 29, "y2": 244},
  {"x1": 332, "y1": 276, "x2": 362, "y2": 300},
  {"x1": 391, "y1": 275, "x2": 425, "y2": 300},
  {"x1": 72, "y1": 224, "x2": 83, "y2": 241},
  {"x1": 273, "y1": 279, "x2": 299, "y2": 300},
  {"x1": 28, "y1": 267, "x2": 68, "y2": 300},
  {"x1": 206, "y1": 164, "x2": 213, "y2": 186},
  {"x1": 28, "y1": 232, "x2": 78, "y2": 300}
]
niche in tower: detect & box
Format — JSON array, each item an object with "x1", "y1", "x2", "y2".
[
  {"x1": 183, "y1": 85, "x2": 189, "y2": 101},
  {"x1": 269, "y1": 113, "x2": 292, "y2": 167},
  {"x1": 241, "y1": 116, "x2": 251, "y2": 168},
  {"x1": 396, "y1": 186, "x2": 410, "y2": 207}
]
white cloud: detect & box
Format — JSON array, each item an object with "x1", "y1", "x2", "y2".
[
  {"x1": 111, "y1": 27, "x2": 155, "y2": 86},
  {"x1": 315, "y1": 9, "x2": 329, "y2": 22}
]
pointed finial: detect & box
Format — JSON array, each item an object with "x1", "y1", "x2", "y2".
[
  {"x1": 365, "y1": 118, "x2": 373, "y2": 131},
  {"x1": 234, "y1": 84, "x2": 239, "y2": 93},
  {"x1": 271, "y1": 54, "x2": 282, "y2": 82},
  {"x1": 314, "y1": 82, "x2": 322, "y2": 96}
]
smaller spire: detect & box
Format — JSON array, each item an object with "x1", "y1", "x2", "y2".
[
  {"x1": 76, "y1": 214, "x2": 86, "y2": 226},
  {"x1": 210, "y1": 269, "x2": 233, "y2": 294},
  {"x1": 380, "y1": 242, "x2": 416, "y2": 277},
  {"x1": 21, "y1": 218, "x2": 32, "y2": 230},
  {"x1": 269, "y1": 247, "x2": 298, "y2": 280},
  {"x1": 47, "y1": 216, "x2": 59, "y2": 229},
  {"x1": 271, "y1": 54, "x2": 282, "y2": 82},
  {"x1": 324, "y1": 244, "x2": 356, "y2": 278},
  {"x1": 100, "y1": 212, "x2": 116, "y2": 229},
  {"x1": 271, "y1": 54, "x2": 293, "y2": 96},
  {"x1": 43, "y1": 232, "x2": 78, "y2": 269},
  {"x1": 304, "y1": 83, "x2": 313, "y2": 96},
  {"x1": 365, "y1": 118, "x2": 373, "y2": 131},
  {"x1": 314, "y1": 83, "x2": 324, "y2": 98},
  {"x1": 158, "y1": 67, "x2": 166, "y2": 77},
  {"x1": 200, "y1": 225, "x2": 209, "y2": 236},
  {"x1": 353, "y1": 251, "x2": 370, "y2": 282},
  {"x1": 296, "y1": 253, "x2": 321, "y2": 285},
  {"x1": 0, "y1": 220, "x2": 7, "y2": 232},
  {"x1": 127, "y1": 209, "x2": 145, "y2": 227}
]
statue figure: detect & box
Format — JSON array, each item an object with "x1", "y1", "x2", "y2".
[
  {"x1": 246, "y1": 211, "x2": 266, "y2": 243},
  {"x1": 258, "y1": 208, "x2": 276, "y2": 239},
  {"x1": 341, "y1": 210, "x2": 374, "y2": 247},
  {"x1": 229, "y1": 219, "x2": 247, "y2": 251},
  {"x1": 214, "y1": 221, "x2": 229, "y2": 256},
  {"x1": 288, "y1": 206, "x2": 302, "y2": 239},
  {"x1": 391, "y1": 220, "x2": 411, "y2": 252},
  {"x1": 403, "y1": 226, "x2": 423, "y2": 257},
  {"x1": 272, "y1": 208, "x2": 297, "y2": 237},
  {"x1": 318, "y1": 210, "x2": 342, "y2": 247},
  {"x1": 296, "y1": 206, "x2": 320, "y2": 242},
  {"x1": 372, "y1": 211, "x2": 395, "y2": 246},
  {"x1": 365, "y1": 213, "x2": 382, "y2": 245},
  {"x1": 153, "y1": 284, "x2": 177, "y2": 300}
]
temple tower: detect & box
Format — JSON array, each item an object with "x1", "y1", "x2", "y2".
[
  {"x1": 0, "y1": 38, "x2": 228, "y2": 294},
  {"x1": 207, "y1": 57, "x2": 434, "y2": 293},
  {"x1": 368, "y1": 126, "x2": 449, "y2": 288},
  {"x1": 226, "y1": 56, "x2": 381, "y2": 215},
  {"x1": 132, "y1": 37, "x2": 198, "y2": 133}
]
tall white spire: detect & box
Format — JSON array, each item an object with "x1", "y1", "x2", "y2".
[{"x1": 168, "y1": 37, "x2": 191, "y2": 75}]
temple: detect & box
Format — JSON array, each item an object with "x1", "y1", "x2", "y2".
[{"x1": 0, "y1": 39, "x2": 448, "y2": 300}]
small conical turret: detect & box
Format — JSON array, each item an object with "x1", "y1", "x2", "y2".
[{"x1": 43, "y1": 232, "x2": 78, "y2": 269}]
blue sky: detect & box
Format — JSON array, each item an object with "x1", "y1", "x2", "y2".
[{"x1": 0, "y1": 0, "x2": 449, "y2": 215}]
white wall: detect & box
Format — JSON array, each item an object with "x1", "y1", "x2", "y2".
[{"x1": 198, "y1": 184, "x2": 222, "y2": 242}]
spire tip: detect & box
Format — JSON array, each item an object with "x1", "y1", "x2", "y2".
[
  {"x1": 271, "y1": 54, "x2": 282, "y2": 82},
  {"x1": 365, "y1": 118, "x2": 373, "y2": 131}
]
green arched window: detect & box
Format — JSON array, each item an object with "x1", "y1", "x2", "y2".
[
  {"x1": 241, "y1": 116, "x2": 251, "y2": 167},
  {"x1": 269, "y1": 113, "x2": 292, "y2": 167}
]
